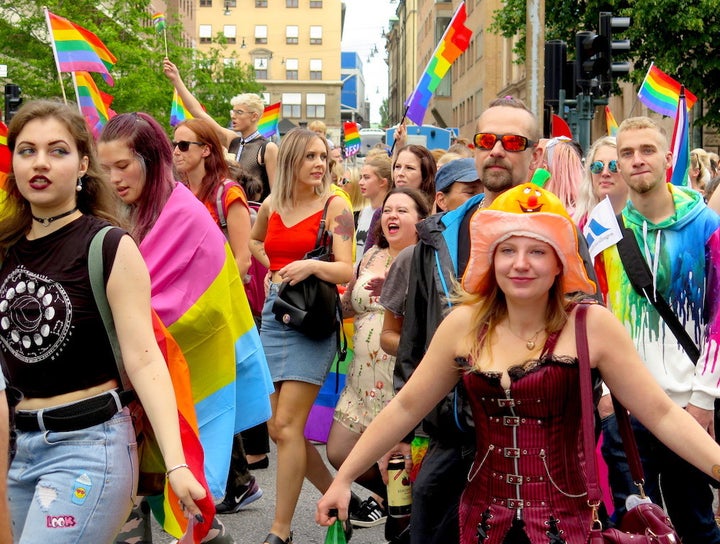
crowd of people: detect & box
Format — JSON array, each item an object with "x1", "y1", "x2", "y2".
[{"x1": 3, "y1": 72, "x2": 720, "y2": 544}]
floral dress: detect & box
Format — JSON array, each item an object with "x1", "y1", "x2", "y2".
[{"x1": 334, "y1": 246, "x2": 395, "y2": 433}]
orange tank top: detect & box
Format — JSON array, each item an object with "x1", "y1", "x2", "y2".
[{"x1": 265, "y1": 208, "x2": 325, "y2": 271}]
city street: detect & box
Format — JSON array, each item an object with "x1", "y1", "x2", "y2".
[{"x1": 151, "y1": 442, "x2": 387, "y2": 544}]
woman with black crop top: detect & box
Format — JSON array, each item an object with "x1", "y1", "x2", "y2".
[{"x1": 0, "y1": 100, "x2": 206, "y2": 543}]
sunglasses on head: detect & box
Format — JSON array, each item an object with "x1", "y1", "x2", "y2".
[
  {"x1": 473, "y1": 133, "x2": 536, "y2": 152},
  {"x1": 590, "y1": 160, "x2": 618, "y2": 174},
  {"x1": 172, "y1": 140, "x2": 204, "y2": 152}
]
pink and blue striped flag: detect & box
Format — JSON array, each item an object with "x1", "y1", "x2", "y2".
[
  {"x1": 668, "y1": 87, "x2": 690, "y2": 187},
  {"x1": 405, "y1": 2, "x2": 472, "y2": 125},
  {"x1": 45, "y1": 9, "x2": 116, "y2": 86},
  {"x1": 74, "y1": 71, "x2": 115, "y2": 138},
  {"x1": 170, "y1": 89, "x2": 193, "y2": 127}
]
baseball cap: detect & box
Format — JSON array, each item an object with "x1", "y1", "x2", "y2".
[{"x1": 434, "y1": 158, "x2": 479, "y2": 192}]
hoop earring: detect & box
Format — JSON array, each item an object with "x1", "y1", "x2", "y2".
[{"x1": 76, "y1": 177, "x2": 83, "y2": 192}]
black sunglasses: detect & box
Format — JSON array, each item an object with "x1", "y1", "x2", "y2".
[
  {"x1": 473, "y1": 132, "x2": 536, "y2": 152},
  {"x1": 172, "y1": 140, "x2": 204, "y2": 152},
  {"x1": 590, "y1": 160, "x2": 618, "y2": 174}
]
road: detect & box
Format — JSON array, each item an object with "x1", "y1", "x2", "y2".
[{"x1": 151, "y1": 442, "x2": 388, "y2": 544}]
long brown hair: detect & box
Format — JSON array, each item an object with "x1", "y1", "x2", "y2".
[{"x1": 0, "y1": 99, "x2": 120, "y2": 253}]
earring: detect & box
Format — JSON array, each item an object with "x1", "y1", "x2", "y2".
[{"x1": 76, "y1": 177, "x2": 83, "y2": 192}]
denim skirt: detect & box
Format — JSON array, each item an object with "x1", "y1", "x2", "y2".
[{"x1": 260, "y1": 282, "x2": 337, "y2": 385}]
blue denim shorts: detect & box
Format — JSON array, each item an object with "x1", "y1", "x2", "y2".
[
  {"x1": 9, "y1": 408, "x2": 137, "y2": 543},
  {"x1": 260, "y1": 282, "x2": 337, "y2": 385}
]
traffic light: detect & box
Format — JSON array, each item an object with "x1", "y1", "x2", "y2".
[
  {"x1": 575, "y1": 31, "x2": 608, "y2": 91},
  {"x1": 598, "y1": 12, "x2": 631, "y2": 93},
  {"x1": 4, "y1": 83, "x2": 22, "y2": 123},
  {"x1": 544, "y1": 40, "x2": 566, "y2": 108}
]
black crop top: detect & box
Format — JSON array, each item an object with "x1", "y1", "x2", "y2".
[{"x1": 0, "y1": 215, "x2": 126, "y2": 398}]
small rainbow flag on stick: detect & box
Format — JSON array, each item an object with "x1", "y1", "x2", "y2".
[
  {"x1": 153, "y1": 12, "x2": 169, "y2": 57},
  {"x1": 45, "y1": 9, "x2": 117, "y2": 86},
  {"x1": 258, "y1": 101, "x2": 281, "y2": 138},
  {"x1": 74, "y1": 71, "x2": 114, "y2": 138},
  {"x1": 637, "y1": 63, "x2": 698, "y2": 118},
  {"x1": 343, "y1": 122, "x2": 361, "y2": 157},
  {"x1": 405, "y1": 1, "x2": 472, "y2": 125},
  {"x1": 170, "y1": 89, "x2": 193, "y2": 127},
  {"x1": 605, "y1": 106, "x2": 618, "y2": 137}
]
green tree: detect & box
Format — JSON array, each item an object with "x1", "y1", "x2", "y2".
[
  {"x1": 379, "y1": 97, "x2": 391, "y2": 129},
  {"x1": 0, "y1": 0, "x2": 261, "y2": 128},
  {"x1": 489, "y1": 0, "x2": 720, "y2": 127}
]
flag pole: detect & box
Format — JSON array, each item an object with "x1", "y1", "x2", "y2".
[
  {"x1": 163, "y1": 27, "x2": 169, "y2": 58},
  {"x1": 630, "y1": 61, "x2": 655, "y2": 117},
  {"x1": 389, "y1": 105, "x2": 409, "y2": 157},
  {"x1": 44, "y1": 6, "x2": 69, "y2": 104},
  {"x1": 70, "y1": 72, "x2": 82, "y2": 114}
]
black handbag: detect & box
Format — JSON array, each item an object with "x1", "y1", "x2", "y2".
[{"x1": 272, "y1": 199, "x2": 343, "y2": 342}]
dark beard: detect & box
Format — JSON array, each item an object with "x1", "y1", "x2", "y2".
[{"x1": 482, "y1": 172, "x2": 514, "y2": 193}]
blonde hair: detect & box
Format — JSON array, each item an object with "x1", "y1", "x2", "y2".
[
  {"x1": 229, "y1": 93, "x2": 265, "y2": 116},
  {"x1": 437, "y1": 152, "x2": 463, "y2": 167},
  {"x1": 573, "y1": 136, "x2": 617, "y2": 224},
  {"x1": 341, "y1": 166, "x2": 367, "y2": 212},
  {"x1": 617, "y1": 117, "x2": 668, "y2": 150},
  {"x1": 272, "y1": 128, "x2": 331, "y2": 214},
  {"x1": 308, "y1": 120, "x2": 327, "y2": 135},
  {"x1": 690, "y1": 148, "x2": 712, "y2": 192}
]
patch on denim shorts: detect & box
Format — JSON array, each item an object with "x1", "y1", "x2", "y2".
[
  {"x1": 46, "y1": 515, "x2": 76, "y2": 528},
  {"x1": 71, "y1": 473, "x2": 92, "y2": 505}
]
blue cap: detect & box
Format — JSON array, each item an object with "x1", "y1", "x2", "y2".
[{"x1": 435, "y1": 158, "x2": 479, "y2": 192}]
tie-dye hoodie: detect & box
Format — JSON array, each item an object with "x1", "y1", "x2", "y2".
[{"x1": 599, "y1": 184, "x2": 720, "y2": 410}]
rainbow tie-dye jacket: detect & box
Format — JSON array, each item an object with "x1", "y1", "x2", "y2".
[{"x1": 598, "y1": 184, "x2": 720, "y2": 410}]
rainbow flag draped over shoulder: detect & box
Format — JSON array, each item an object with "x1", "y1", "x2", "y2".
[
  {"x1": 405, "y1": 1, "x2": 472, "y2": 125},
  {"x1": 74, "y1": 71, "x2": 114, "y2": 138},
  {"x1": 170, "y1": 89, "x2": 193, "y2": 127},
  {"x1": 637, "y1": 63, "x2": 698, "y2": 118},
  {"x1": 605, "y1": 106, "x2": 618, "y2": 137},
  {"x1": 258, "y1": 101, "x2": 281, "y2": 138},
  {"x1": 145, "y1": 312, "x2": 215, "y2": 541},
  {"x1": 343, "y1": 122, "x2": 361, "y2": 157},
  {"x1": 139, "y1": 183, "x2": 272, "y2": 498},
  {"x1": 45, "y1": 9, "x2": 117, "y2": 86}
]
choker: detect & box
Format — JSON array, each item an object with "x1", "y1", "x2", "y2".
[{"x1": 32, "y1": 207, "x2": 79, "y2": 227}]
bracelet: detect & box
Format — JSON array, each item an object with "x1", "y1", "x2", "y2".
[{"x1": 166, "y1": 463, "x2": 190, "y2": 477}]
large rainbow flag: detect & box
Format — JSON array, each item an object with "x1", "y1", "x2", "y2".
[
  {"x1": 139, "y1": 183, "x2": 272, "y2": 499},
  {"x1": 170, "y1": 89, "x2": 193, "y2": 127},
  {"x1": 73, "y1": 71, "x2": 114, "y2": 138},
  {"x1": 45, "y1": 9, "x2": 117, "y2": 86},
  {"x1": 405, "y1": 1, "x2": 472, "y2": 125},
  {"x1": 258, "y1": 101, "x2": 281, "y2": 138},
  {"x1": 343, "y1": 122, "x2": 361, "y2": 158},
  {"x1": 637, "y1": 63, "x2": 698, "y2": 118}
]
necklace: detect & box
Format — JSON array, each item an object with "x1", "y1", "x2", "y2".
[
  {"x1": 506, "y1": 325, "x2": 546, "y2": 350},
  {"x1": 32, "y1": 207, "x2": 79, "y2": 227}
]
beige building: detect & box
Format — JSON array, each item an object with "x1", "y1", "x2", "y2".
[{"x1": 189, "y1": 0, "x2": 343, "y2": 140}]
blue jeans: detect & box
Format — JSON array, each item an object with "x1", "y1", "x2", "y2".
[
  {"x1": 409, "y1": 437, "x2": 475, "y2": 544},
  {"x1": 601, "y1": 413, "x2": 720, "y2": 544},
  {"x1": 9, "y1": 408, "x2": 137, "y2": 543}
]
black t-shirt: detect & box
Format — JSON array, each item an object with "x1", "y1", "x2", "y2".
[{"x1": 0, "y1": 215, "x2": 126, "y2": 398}]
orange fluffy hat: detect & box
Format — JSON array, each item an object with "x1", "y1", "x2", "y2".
[{"x1": 461, "y1": 172, "x2": 596, "y2": 296}]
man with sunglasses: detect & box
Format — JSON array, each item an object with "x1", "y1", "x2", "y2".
[
  {"x1": 388, "y1": 97, "x2": 597, "y2": 544},
  {"x1": 163, "y1": 58, "x2": 278, "y2": 201}
]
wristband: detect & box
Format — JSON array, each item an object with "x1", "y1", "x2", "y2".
[{"x1": 166, "y1": 463, "x2": 190, "y2": 477}]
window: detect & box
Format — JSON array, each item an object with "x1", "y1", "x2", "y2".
[
  {"x1": 223, "y1": 25, "x2": 236, "y2": 44},
  {"x1": 199, "y1": 24, "x2": 212, "y2": 44},
  {"x1": 254, "y1": 58, "x2": 268, "y2": 79},
  {"x1": 282, "y1": 93, "x2": 301, "y2": 118},
  {"x1": 262, "y1": 92, "x2": 271, "y2": 105},
  {"x1": 225, "y1": 0, "x2": 237, "y2": 6},
  {"x1": 310, "y1": 0, "x2": 323, "y2": 6},
  {"x1": 199, "y1": 0, "x2": 212, "y2": 6},
  {"x1": 309, "y1": 58, "x2": 322, "y2": 80},
  {"x1": 255, "y1": 25, "x2": 268, "y2": 45},
  {"x1": 306, "y1": 93, "x2": 325, "y2": 118},
  {"x1": 286, "y1": 0, "x2": 298, "y2": 6},
  {"x1": 285, "y1": 58, "x2": 299, "y2": 80},
  {"x1": 286, "y1": 26, "x2": 299, "y2": 45},
  {"x1": 309, "y1": 26, "x2": 322, "y2": 45},
  {"x1": 255, "y1": 0, "x2": 267, "y2": 6}
]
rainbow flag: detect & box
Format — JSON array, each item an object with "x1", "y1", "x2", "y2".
[
  {"x1": 605, "y1": 106, "x2": 618, "y2": 137},
  {"x1": 668, "y1": 87, "x2": 690, "y2": 187},
  {"x1": 0, "y1": 121, "x2": 9, "y2": 175},
  {"x1": 405, "y1": 1, "x2": 472, "y2": 125},
  {"x1": 45, "y1": 9, "x2": 117, "y2": 86},
  {"x1": 258, "y1": 101, "x2": 281, "y2": 138},
  {"x1": 343, "y1": 122, "x2": 361, "y2": 157},
  {"x1": 170, "y1": 89, "x2": 193, "y2": 127},
  {"x1": 637, "y1": 63, "x2": 698, "y2": 118},
  {"x1": 139, "y1": 183, "x2": 272, "y2": 499},
  {"x1": 74, "y1": 71, "x2": 114, "y2": 138},
  {"x1": 144, "y1": 312, "x2": 215, "y2": 541},
  {"x1": 152, "y1": 12, "x2": 167, "y2": 32}
]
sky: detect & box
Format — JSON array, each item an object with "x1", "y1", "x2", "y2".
[{"x1": 341, "y1": 1, "x2": 398, "y2": 126}]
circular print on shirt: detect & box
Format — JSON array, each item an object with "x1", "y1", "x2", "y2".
[{"x1": 0, "y1": 267, "x2": 72, "y2": 364}]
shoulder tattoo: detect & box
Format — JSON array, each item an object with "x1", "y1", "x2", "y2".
[{"x1": 333, "y1": 208, "x2": 355, "y2": 241}]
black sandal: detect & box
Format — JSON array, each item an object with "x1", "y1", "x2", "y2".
[{"x1": 263, "y1": 532, "x2": 293, "y2": 544}]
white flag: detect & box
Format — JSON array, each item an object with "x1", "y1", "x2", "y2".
[{"x1": 583, "y1": 196, "x2": 623, "y2": 261}]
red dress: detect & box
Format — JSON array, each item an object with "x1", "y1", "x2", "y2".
[{"x1": 459, "y1": 334, "x2": 600, "y2": 544}]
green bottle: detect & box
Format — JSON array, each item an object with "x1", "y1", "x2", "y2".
[{"x1": 324, "y1": 518, "x2": 347, "y2": 544}]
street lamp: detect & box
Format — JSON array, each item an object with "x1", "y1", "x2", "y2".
[{"x1": 224, "y1": 1, "x2": 231, "y2": 16}]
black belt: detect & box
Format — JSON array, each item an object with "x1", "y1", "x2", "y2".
[{"x1": 15, "y1": 390, "x2": 135, "y2": 432}]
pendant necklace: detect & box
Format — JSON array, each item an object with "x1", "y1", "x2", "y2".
[
  {"x1": 506, "y1": 325, "x2": 546, "y2": 351},
  {"x1": 32, "y1": 207, "x2": 79, "y2": 227}
]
